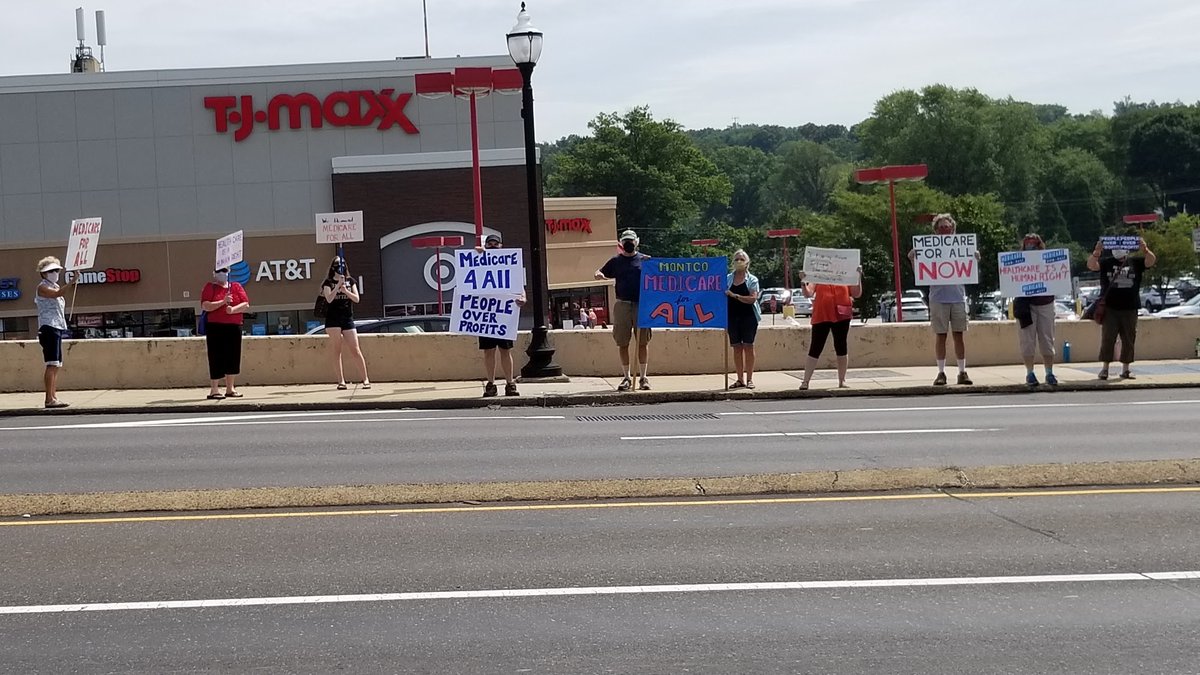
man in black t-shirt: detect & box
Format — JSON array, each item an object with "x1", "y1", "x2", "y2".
[
  {"x1": 1086, "y1": 237, "x2": 1157, "y2": 380},
  {"x1": 595, "y1": 229, "x2": 652, "y2": 391}
]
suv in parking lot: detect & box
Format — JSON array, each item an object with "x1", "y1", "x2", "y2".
[{"x1": 1141, "y1": 286, "x2": 1182, "y2": 312}]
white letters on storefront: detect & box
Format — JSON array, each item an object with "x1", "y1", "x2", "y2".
[{"x1": 255, "y1": 258, "x2": 316, "y2": 282}]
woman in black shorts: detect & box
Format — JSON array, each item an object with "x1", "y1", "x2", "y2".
[
  {"x1": 321, "y1": 257, "x2": 370, "y2": 390},
  {"x1": 724, "y1": 249, "x2": 761, "y2": 389}
]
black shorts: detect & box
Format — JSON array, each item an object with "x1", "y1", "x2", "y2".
[
  {"x1": 38, "y1": 326, "x2": 64, "y2": 366},
  {"x1": 727, "y1": 314, "x2": 759, "y2": 346},
  {"x1": 324, "y1": 314, "x2": 355, "y2": 331},
  {"x1": 478, "y1": 337, "x2": 514, "y2": 350}
]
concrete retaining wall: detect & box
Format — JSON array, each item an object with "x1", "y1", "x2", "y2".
[{"x1": 3, "y1": 317, "x2": 1199, "y2": 392}]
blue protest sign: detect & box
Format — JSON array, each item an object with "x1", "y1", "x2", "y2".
[{"x1": 637, "y1": 257, "x2": 728, "y2": 329}]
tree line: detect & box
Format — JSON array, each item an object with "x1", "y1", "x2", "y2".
[{"x1": 541, "y1": 85, "x2": 1200, "y2": 308}]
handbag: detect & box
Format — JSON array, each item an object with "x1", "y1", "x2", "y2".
[
  {"x1": 1083, "y1": 289, "x2": 1108, "y2": 324},
  {"x1": 197, "y1": 310, "x2": 208, "y2": 336},
  {"x1": 835, "y1": 304, "x2": 853, "y2": 321},
  {"x1": 313, "y1": 294, "x2": 329, "y2": 319}
]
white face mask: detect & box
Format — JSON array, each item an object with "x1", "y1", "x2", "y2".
[
  {"x1": 45, "y1": 271, "x2": 60, "y2": 284},
  {"x1": 214, "y1": 272, "x2": 229, "y2": 283},
  {"x1": 1111, "y1": 249, "x2": 1128, "y2": 261}
]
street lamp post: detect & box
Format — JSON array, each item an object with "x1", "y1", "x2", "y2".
[
  {"x1": 854, "y1": 164, "x2": 928, "y2": 322},
  {"x1": 412, "y1": 235, "x2": 464, "y2": 313},
  {"x1": 508, "y1": 2, "x2": 561, "y2": 378},
  {"x1": 766, "y1": 228, "x2": 801, "y2": 290}
]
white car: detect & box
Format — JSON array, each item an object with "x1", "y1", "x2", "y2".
[
  {"x1": 1053, "y1": 302, "x2": 1078, "y2": 321},
  {"x1": 1154, "y1": 294, "x2": 1200, "y2": 317},
  {"x1": 1141, "y1": 287, "x2": 1182, "y2": 311}
]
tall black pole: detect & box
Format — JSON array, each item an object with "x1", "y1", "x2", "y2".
[{"x1": 517, "y1": 61, "x2": 562, "y2": 378}]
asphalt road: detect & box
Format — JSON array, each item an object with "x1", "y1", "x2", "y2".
[
  {"x1": 1, "y1": 487, "x2": 1198, "y2": 673},
  {"x1": 0, "y1": 390, "x2": 1198, "y2": 494}
]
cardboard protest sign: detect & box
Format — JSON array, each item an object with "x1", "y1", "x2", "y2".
[
  {"x1": 637, "y1": 257, "x2": 728, "y2": 329},
  {"x1": 912, "y1": 233, "x2": 978, "y2": 285},
  {"x1": 315, "y1": 211, "x2": 364, "y2": 244},
  {"x1": 801, "y1": 247, "x2": 860, "y2": 285},
  {"x1": 65, "y1": 217, "x2": 103, "y2": 271},
  {"x1": 450, "y1": 247, "x2": 525, "y2": 340},
  {"x1": 215, "y1": 230, "x2": 244, "y2": 270},
  {"x1": 998, "y1": 248, "x2": 1072, "y2": 298},
  {"x1": 1100, "y1": 235, "x2": 1141, "y2": 251}
]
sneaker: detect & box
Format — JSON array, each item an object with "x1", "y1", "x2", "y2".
[
  {"x1": 504, "y1": 382, "x2": 519, "y2": 397},
  {"x1": 617, "y1": 377, "x2": 632, "y2": 392},
  {"x1": 1120, "y1": 371, "x2": 1135, "y2": 380},
  {"x1": 639, "y1": 376, "x2": 651, "y2": 391},
  {"x1": 483, "y1": 382, "x2": 498, "y2": 398},
  {"x1": 933, "y1": 372, "x2": 947, "y2": 386},
  {"x1": 1045, "y1": 373, "x2": 1058, "y2": 386},
  {"x1": 44, "y1": 400, "x2": 70, "y2": 409},
  {"x1": 1025, "y1": 372, "x2": 1039, "y2": 386},
  {"x1": 957, "y1": 371, "x2": 973, "y2": 386}
]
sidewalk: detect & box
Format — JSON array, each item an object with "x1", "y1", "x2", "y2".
[{"x1": 4, "y1": 358, "x2": 1200, "y2": 416}]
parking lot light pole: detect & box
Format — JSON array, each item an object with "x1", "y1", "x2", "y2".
[
  {"x1": 508, "y1": 3, "x2": 561, "y2": 378},
  {"x1": 854, "y1": 164, "x2": 928, "y2": 322},
  {"x1": 766, "y1": 228, "x2": 801, "y2": 292},
  {"x1": 690, "y1": 238, "x2": 719, "y2": 256},
  {"x1": 412, "y1": 235, "x2": 464, "y2": 313}
]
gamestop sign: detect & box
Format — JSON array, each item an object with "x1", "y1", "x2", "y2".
[
  {"x1": 204, "y1": 90, "x2": 418, "y2": 142},
  {"x1": 64, "y1": 268, "x2": 142, "y2": 285}
]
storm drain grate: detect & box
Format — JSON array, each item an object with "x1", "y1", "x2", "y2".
[
  {"x1": 786, "y1": 369, "x2": 905, "y2": 380},
  {"x1": 576, "y1": 413, "x2": 721, "y2": 422}
]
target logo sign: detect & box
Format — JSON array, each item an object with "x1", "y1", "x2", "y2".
[{"x1": 378, "y1": 223, "x2": 504, "y2": 309}]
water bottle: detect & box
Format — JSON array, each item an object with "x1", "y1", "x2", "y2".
[{"x1": 1063, "y1": 341, "x2": 1071, "y2": 363}]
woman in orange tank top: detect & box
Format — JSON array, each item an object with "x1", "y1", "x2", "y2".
[{"x1": 798, "y1": 267, "x2": 862, "y2": 390}]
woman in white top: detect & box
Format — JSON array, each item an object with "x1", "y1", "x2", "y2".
[{"x1": 34, "y1": 257, "x2": 75, "y2": 409}]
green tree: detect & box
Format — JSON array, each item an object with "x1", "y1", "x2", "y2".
[
  {"x1": 1142, "y1": 215, "x2": 1200, "y2": 302},
  {"x1": 1126, "y1": 108, "x2": 1200, "y2": 213},
  {"x1": 767, "y1": 140, "x2": 846, "y2": 213},
  {"x1": 1035, "y1": 148, "x2": 1118, "y2": 245},
  {"x1": 546, "y1": 107, "x2": 732, "y2": 257},
  {"x1": 703, "y1": 145, "x2": 776, "y2": 229}
]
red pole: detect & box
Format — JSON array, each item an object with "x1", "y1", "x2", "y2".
[
  {"x1": 889, "y1": 180, "x2": 903, "y2": 322},
  {"x1": 435, "y1": 245, "x2": 444, "y2": 311},
  {"x1": 469, "y1": 91, "x2": 484, "y2": 248},
  {"x1": 783, "y1": 238, "x2": 791, "y2": 291}
]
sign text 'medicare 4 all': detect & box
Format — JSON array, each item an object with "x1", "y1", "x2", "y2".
[{"x1": 450, "y1": 248, "x2": 526, "y2": 340}]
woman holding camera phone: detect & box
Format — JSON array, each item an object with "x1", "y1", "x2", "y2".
[{"x1": 321, "y1": 257, "x2": 370, "y2": 390}]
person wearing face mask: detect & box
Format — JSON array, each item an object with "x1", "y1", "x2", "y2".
[
  {"x1": 321, "y1": 256, "x2": 370, "y2": 391},
  {"x1": 595, "y1": 229, "x2": 652, "y2": 391},
  {"x1": 908, "y1": 213, "x2": 977, "y2": 386},
  {"x1": 34, "y1": 257, "x2": 74, "y2": 409},
  {"x1": 724, "y1": 249, "x2": 761, "y2": 389},
  {"x1": 1086, "y1": 235, "x2": 1156, "y2": 380},
  {"x1": 200, "y1": 266, "x2": 251, "y2": 400},
  {"x1": 1012, "y1": 234, "x2": 1058, "y2": 387},
  {"x1": 797, "y1": 266, "x2": 863, "y2": 390},
  {"x1": 476, "y1": 233, "x2": 526, "y2": 397}
]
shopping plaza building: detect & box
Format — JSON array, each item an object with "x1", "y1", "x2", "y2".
[{"x1": 0, "y1": 56, "x2": 617, "y2": 339}]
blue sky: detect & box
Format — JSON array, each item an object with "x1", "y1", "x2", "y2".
[{"x1": 3, "y1": 0, "x2": 1200, "y2": 141}]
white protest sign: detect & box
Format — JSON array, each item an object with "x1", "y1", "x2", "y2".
[
  {"x1": 801, "y1": 247, "x2": 860, "y2": 285},
  {"x1": 65, "y1": 217, "x2": 103, "y2": 271},
  {"x1": 316, "y1": 211, "x2": 364, "y2": 244},
  {"x1": 1100, "y1": 235, "x2": 1141, "y2": 251},
  {"x1": 912, "y1": 233, "x2": 978, "y2": 286},
  {"x1": 215, "y1": 230, "x2": 244, "y2": 270},
  {"x1": 450, "y1": 247, "x2": 525, "y2": 340},
  {"x1": 998, "y1": 248, "x2": 1072, "y2": 298}
]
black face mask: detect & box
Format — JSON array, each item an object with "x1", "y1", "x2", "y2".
[{"x1": 622, "y1": 241, "x2": 636, "y2": 253}]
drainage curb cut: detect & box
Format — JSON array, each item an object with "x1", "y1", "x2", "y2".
[
  {"x1": 3, "y1": 380, "x2": 1199, "y2": 418},
  {"x1": 2, "y1": 459, "x2": 1196, "y2": 518}
]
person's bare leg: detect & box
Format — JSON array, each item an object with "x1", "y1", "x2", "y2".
[
  {"x1": 733, "y1": 346, "x2": 745, "y2": 383},
  {"x1": 483, "y1": 348, "x2": 498, "y2": 383},
  {"x1": 935, "y1": 333, "x2": 948, "y2": 361},
  {"x1": 500, "y1": 348, "x2": 515, "y2": 384},
  {"x1": 44, "y1": 366, "x2": 58, "y2": 405},
  {"x1": 343, "y1": 330, "x2": 369, "y2": 385},
  {"x1": 325, "y1": 327, "x2": 345, "y2": 385},
  {"x1": 224, "y1": 374, "x2": 237, "y2": 395},
  {"x1": 802, "y1": 355, "x2": 818, "y2": 389},
  {"x1": 836, "y1": 355, "x2": 849, "y2": 387},
  {"x1": 952, "y1": 332, "x2": 966, "y2": 360},
  {"x1": 744, "y1": 345, "x2": 756, "y2": 385}
]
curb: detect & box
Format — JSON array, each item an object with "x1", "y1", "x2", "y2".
[
  {"x1": 3, "y1": 459, "x2": 1197, "y2": 518},
  {"x1": 3, "y1": 379, "x2": 1199, "y2": 418}
]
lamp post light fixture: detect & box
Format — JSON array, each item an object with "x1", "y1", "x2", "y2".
[
  {"x1": 690, "y1": 238, "x2": 720, "y2": 256},
  {"x1": 508, "y1": 2, "x2": 561, "y2": 379},
  {"x1": 854, "y1": 164, "x2": 928, "y2": 322}
]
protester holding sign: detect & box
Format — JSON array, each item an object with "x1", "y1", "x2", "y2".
[
  {"x1": 476, "y1": 234, "x2": 525, "y2": 397},
  {"x1": 909, "y1": 214, "x2": 976, "y2": 386},
  {"x1": 595, "y1": 229, "x2": 652, "y2": 392},
  {"x1": 34, "y1": 257, "x2": 74, "y2": 409},
  {"x1": 200, "y1": 267, "x2": 251, "y2": 400},
  {"x1": 724, "y1": 249, "x2": 761, "y2": 389},
  {"x1": 796, "y1": 267, "x2": 863, "y2": 390},
  {"x1": 1086, "y1": 236, "x2": 1157, "y2": 380},
  {"x1": 1009, "y1": 234, "x2": 1059, "y2": 387},
  {"x1": 321, "y1": 256, "x2": 370, "y2": 391}
]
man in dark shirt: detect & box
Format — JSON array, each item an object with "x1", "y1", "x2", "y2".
[
  {"x1": 595, "y1": 229, "x2": 651, "y2": 391},
  {"x1": 1086, "y1": 237, "x2": 1157, "y2": 380}
]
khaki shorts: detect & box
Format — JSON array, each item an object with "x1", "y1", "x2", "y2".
[
  {"x1": 612, "y1": 300, "x2": 652, "y2": 348},
  {"x1": 1018, "y1": 302, "x2": 1056, "y2": 358},
  {"x1": 930, "y1": 301, "x2": 968, "y2": 334}
]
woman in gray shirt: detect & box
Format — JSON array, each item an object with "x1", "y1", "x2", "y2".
[{"x1": 34, "y1": 256, "x2": 74, "y2": 409}]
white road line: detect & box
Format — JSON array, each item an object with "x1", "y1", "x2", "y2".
[
  {"x1": 719, "y1": 399, "x2": 1200, "y2": 417},
  {"x1": 2, "y1": 570, "x2": 1195, "y2": 615},
  {"x1": 1, "y1": 414, "x2": 565, "y2": 431},
  {"x1": 620, "y1": 428, "x2": 999, "y2": 441}
]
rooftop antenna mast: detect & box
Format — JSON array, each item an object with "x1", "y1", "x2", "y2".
[
  {"x1": 69, "y1": 7, "x2": 102, "y2": 73},
  {"x1": 423, "y1": 0, "x2": 430, "y2": 58},
  {"x1": 95, "y1": 10, "x2": 107, "y2": 71}
]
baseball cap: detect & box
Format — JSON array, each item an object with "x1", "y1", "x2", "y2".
[
  {"x1": 484, "y1": 233, "x2": 502, "y2": 245},
  {"x1": 619, "y1": 229, "x2": 638, "y2": 242},
  {"x1": 37, "y1": 259, "x2": 64, "y2": 273}
]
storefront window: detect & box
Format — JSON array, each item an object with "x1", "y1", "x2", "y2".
[
  {"x1": 384, "y1": 302, "x2": 450, "y2": 317},
  {"x1": 67, "y1": 308, "x2": 197, "y2": 339},
  {"x1": 0, "y1": 316, "x2": 32, "y2": 340},
  {"x1": 549, "y1": 286, "x2": 609, "y2": 329}
]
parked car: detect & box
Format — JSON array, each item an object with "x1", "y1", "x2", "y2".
[
  {"x1": 1053, "y1": 301, "x2": 1078, "y2": 321},
  {"x1": 790, "y1": 290, "x2": 813, "y2": 317},
  {"x1": 1078, "y1": 285, "x2": 1101, "y2": 307},
  {"x1": 897, "y1": 298, "x2": 929, "y2": 322},
  {"x1": 304, "y1": 315, "x2": 451, "y2": 335},
  {"x1": 971, "y1": 300, "x2": 1004, "y2": 321},
  {"x1": 1154, "y1": 294, "x2": 1200, "y2": 317},
  {"x1": 759, "y1": 288, "x2": 792, "y2": 314},
  {"x1": 1174, "y1": 277, "x2": 1199, "y2": 301},
  {"x1": 902, "y1": 289, "x2": 925, "y2": 302},
  {"x1": 1141, "y1": 286, "x2": 1182, "y2": 311}
]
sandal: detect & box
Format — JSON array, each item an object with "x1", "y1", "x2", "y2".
[
  {"x1": 225, "y1": 391, "x2": 243, "y2": 398},
  {"x1": 729, "y1": 380, "x2": 745, "y2": 389},
  {"x1": 1120, "y1": 371, "x2": 1135, "y2": 380},
  {"x1": 745, "y1": 382, "x2": 755, "y2": 390},
  {"x1": 206, "y1": 394, "x2": 224, "y2": 400},
  {"x1": 1097, "y1": 369, "x2": 1109, "y2": 381},
  {"x1": 337, "y1": 383, "x2": 348, "y2": 390},
  {"x1": 798, "y1": 383, "x2": 809, "y2": 391},
  {"x1": 362, "y1": 382, "x2": 372, "y2": 390}
]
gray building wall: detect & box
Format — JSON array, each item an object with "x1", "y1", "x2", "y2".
[{"x1": 0, "y1": 57, "x2": 525, "y2": 245}]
